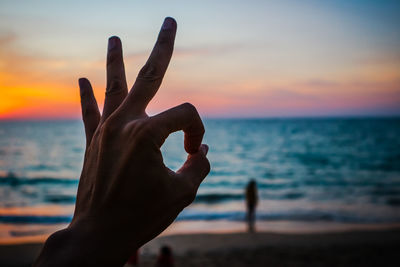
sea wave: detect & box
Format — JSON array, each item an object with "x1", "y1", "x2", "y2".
[
  {"x1": 1, "y1": 209, "x2": 399, "y2": 224},
  {"x1": 0, "y1": 173, "x2": 78, "y2": 186},
  {"x1": 2, "y1": 173, "x2": 400, "y2": 207},
  {"x1": 179, "y1": 210, "x2": 400, "y2": 223},
  {"x1": 194, "y1": 191, "x2": 305, "y2": 203},
  {"x1": 0, "y1": 214, "x2": 72, "y2": 224}
]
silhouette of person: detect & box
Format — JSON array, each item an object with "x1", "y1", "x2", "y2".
[
  {"x1": 246, "y1": 179, "x2": 258, "y2": 232},
  {"x1": 156, "y1": 245, "x2": 174, "y2": 267},
  {"x1": 34, "y1": 17, "x2": 210, "y2": 266}
]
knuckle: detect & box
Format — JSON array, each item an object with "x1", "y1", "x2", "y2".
[
  {"x1": 82, "y1": 106, "x2": 96, "y2": 118},
  {"x1": 140, "y1": 121, "x2": 155, "y2": 138},
  {"x1": 181, "y1": 102, "x2": 205, "y2": 135},
  {"x1": 128, "y1": 118, "x2": 157, "y2": 142},
  {"x1": 106, "y1": 50, "x2": 121, "y2": 66},
  {"x1": 106, "y1": 57, "x2": 115, "y2": 67},
  {"x1": 126, "y1": 119, "x2": 145, "y2": 135},
  {"x1": 100, "y1": 119, "x2": 117, "y2": 136},
  {"x1": 137, "y1": 63, "x2": 162, "y2": 82},
  {"x1": 157, "y1": 32, "x2": 172, "y2": 46},
  {"x1": 181, "y1": 102, "x2": 197, "y2": 114},
  {"x1": 106, "y1": 79, "x2": 125, "y2": 95}
]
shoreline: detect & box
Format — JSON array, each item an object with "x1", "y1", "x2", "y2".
[
  {"x1": 1, "y1": 225, "x2": 399, "y2": 266},
  {"x1": 162, "y1": 220, "x2": 400, "y2": 235},
  {"x1": 1, "y1": 220, "x2": 400, "y2": 245},
  {"x1": 143, "y1": 226, "x2": 400, "y2": 255}
]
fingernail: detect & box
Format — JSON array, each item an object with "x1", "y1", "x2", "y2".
[
  {"x1": 200, "y1": 144, "x2": 209, "y2": 155},
  {"x1": 162, "y1": 17, "x2": 175, "y2": 30},
  {"x1": 108, "y1": 36, "x2": 118, "y2": 51}
]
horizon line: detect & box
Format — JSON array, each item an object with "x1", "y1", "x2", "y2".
[{"x1": 1, "y1": 114, "x2": 400, "y2": 122}]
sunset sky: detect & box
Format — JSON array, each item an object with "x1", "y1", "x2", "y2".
[{"x1": 0, "y1": 0, "x2": 399, "y2": 119}]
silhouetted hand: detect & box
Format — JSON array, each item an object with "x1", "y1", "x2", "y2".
[{"x1": 35, "y1": 17, "x2": 210, "y2": 266}]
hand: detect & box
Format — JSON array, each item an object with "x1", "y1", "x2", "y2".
[{"x1": 35, "y1": 17, "x2": 210, "y2": 266}]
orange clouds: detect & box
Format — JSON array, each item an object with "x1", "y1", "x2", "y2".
[
  {"x1": 0, "y1": 31, "x2": 399, "y2": 119},
  {"x1": 0, "y1": 33, "x2": 82, "y2": 119}
]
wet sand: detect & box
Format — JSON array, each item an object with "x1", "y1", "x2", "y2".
[{"x1": 1, "y1": 228, "x2": 399, "y2": 267}]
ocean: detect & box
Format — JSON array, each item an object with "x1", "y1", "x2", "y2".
[{"x1": 0, "y1": 118, "x2": 399, "y2": 242}]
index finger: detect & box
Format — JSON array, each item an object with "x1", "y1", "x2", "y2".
[{"x1": 150, "y1": 103, "x2": 205, "y2": 154}]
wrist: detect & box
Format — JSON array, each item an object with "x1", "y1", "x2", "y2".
[
  {"x1": 34, "y1": 228, "x2": 82, "y2": 267},
  {"x1": 34, "y1": 218, "x2": 136, "y2": 267}
]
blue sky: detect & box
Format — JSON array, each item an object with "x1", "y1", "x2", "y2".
[{"x1": 0, "y1": 0, "x2": 399, "y2": 118}]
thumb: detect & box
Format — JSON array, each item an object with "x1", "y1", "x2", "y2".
[{"x1": 177, "y1": 144, "x2": 210, "y2": 188}]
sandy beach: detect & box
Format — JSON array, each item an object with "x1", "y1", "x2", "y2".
[{"x1": 1, "y1": 227, "x2": 399, "y2": 267}]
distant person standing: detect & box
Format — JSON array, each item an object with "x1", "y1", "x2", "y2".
[{"x1": 246, "y1": 179, "x2": 258, "y2": 232}]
